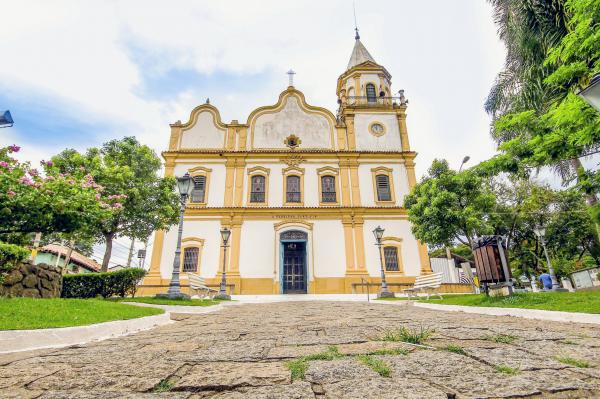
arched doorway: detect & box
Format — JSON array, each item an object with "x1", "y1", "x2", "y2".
[{"x1": 280, "y1": 230, "x2": 308, "y2": 294}]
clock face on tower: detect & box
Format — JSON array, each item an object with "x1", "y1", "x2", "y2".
[{"x1": 369, "y1": 122, "x2": 386, "y2": 137}]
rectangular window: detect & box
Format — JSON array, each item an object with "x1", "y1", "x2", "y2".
[
  {"x1": 191, "y1": 176, "x2": 206, "y2": 203},
  {"x1": 321, "y1": 175, "x2": 336, "y2": 203},
  {"x1": 182, "y1": 247, "x2": 199, "y2": 272},
  {"x1": 286, "y1": 175, "x2": 301, "y2": 203},
  {"x1": 384, "y1": 246, "x2": 399, "y2": 271},
  {"x1": 376, "y1": 175, "x2": 391, "y2": 201},
  {"x1": 250, "y1": 175, "x2": 266, "y2": 203}
]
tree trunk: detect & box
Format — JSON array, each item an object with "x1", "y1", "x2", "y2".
[
  {"x1": 126, "y1": 237, "x2": 135, "y2": 268},
  {"x1": 102, "y1": 233, "x2": 115, "y2": 272}
]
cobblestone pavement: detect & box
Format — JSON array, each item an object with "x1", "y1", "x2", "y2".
[{"x1": 2, "y1": 301, "x2": 600, "y2": 398}]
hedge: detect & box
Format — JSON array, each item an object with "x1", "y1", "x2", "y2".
[
  {"x1": 62, "y1": 268, "x2": 147, "y2": 298},
  {"x1": 0, "y1": 242, "x2": 30, "y2": 284}
]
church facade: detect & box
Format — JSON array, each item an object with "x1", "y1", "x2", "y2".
[{"x1": 139, "y1": 34, "x2": 436, "y2": 295}]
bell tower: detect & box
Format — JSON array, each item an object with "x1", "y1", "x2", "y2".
[{"x1": 336, "y1": 30, "x2": 410, "y2": 153}]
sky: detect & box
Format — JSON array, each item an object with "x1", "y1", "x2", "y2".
[{"x1": 0, "y1": 0, "x2": 509, "y2": 266}]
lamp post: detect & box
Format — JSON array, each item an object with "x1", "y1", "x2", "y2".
[
  {"x1": 533, "y1": 226, "x2": 560, "y2": 291},
  {"x1": 157, "y1": 172, "x2": 193, "y2": 299},
  {"x1": 459, "y1": 155, "x2": 470, "y2": 172},
  {"x1": 578, "y1": 73, "x2": 600, "y2": 112},
  {"x1": 373, "y1": 226, "x2": 395, "y2": 298},
  {"x1": 215, "y1": 227, "x2": 232, "y2": 300}
]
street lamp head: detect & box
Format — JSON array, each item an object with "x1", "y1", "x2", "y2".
[
  {"x1": 462, "y1": 155, "x2": 470, "y2": 164},
  {"x1": 578, "y1": 72, "x2": 600, "y2": 112},
  {"x1": 0, "y1": 110, "x2": 14, "y2": 128},
  {"x1": 220, "y1": 227, "x2": 231, "y2": 245},
  {"x1": 372, "y1": 226, "x2": 385, "y2": 242},
  {"x1": 533, "y1": 226, "x2": 546, "y2": 238},
  {"x1": 176, "y1": 172, "x2": 193, "y2": 196}
]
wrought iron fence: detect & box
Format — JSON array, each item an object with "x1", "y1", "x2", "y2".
[
  {"x1": 321, "y1": 192, "x2": 337, "y2": 203},
  {"x1": 286, "y1": 192, "x2": 301, "y2": 203},
  {"x1": 250, "y1": 192, "x2": 265, "y2": 203}
]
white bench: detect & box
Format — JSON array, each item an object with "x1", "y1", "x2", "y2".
[
  {"x1": 402, "y1": 272, "x2": 444, "y2": 300},
  {"x1": 187, "y1": 273, "x2": 218, "y2": 299}
]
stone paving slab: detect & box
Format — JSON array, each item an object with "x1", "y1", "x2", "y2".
[{"x1": 2, "y1": 301, "x2": 600, "y2": 398}]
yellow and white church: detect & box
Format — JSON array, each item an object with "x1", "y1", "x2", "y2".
[{"x1": 139, "y1": 33, "x2": 439, "y2": 296}]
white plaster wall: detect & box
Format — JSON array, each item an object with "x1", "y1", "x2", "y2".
[
  {"x1": 160, "y1": 220, "x2": 222, "y2": 279},
  {"x1": 239, "y1": 221, "x2": 276, "y2": 278},
  {"x1": 312, "y1": 220, "x2": 346, "y2": 277},
  {"x1": 180, "y1": 111, "x2": 225, "y2": 149},
  {"x1": 252, "y1": 96, "x2": 333, "y2": 149},
  {"x1": 173, "y1": 162, "x2": 226, "y2": 207},
  {"x1": 354, "y1": 113, "x2": 402, "y2": 151},
  {"x1": 363, "y1": 219, "x2": 422, "y2": 277},
  {"x1": 358, "y1": 163, "x2": 408, "y2": 207}
]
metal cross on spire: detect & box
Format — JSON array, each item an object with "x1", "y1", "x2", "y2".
[{"x1": 287, "y1": 69, "x2": 296, "y2": 87}]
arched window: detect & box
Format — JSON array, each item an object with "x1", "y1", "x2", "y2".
[
  {"x1": 376, "y1": 174, "x2": 391, "y2": 201},
  {"x1": 383, "y1": 246, "x2": 399, "y2": 271},
  {"x1": 286, "y1": 175, "x2": 301, "y2": 203},
  {"x1": 182, "y1": 247, "x2": 200, "y2": 272},
  {"x1": 366, "y1": 83, "x2": 377, "y2": 103},
  {"x1": 250, "y1": 175, "x2": 266, "y2": 203},
  {"x1": 321, "y1": 175, "x2": 336, "y2": 203},
  {"x1": 191, "y1": 175, "x2": 206, "y2": 203}
]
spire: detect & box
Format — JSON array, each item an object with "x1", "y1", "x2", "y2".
[{"x1": 347, "y1": 36, "x2": 376, "y2": 70}]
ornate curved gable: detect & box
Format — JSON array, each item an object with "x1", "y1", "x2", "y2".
[
  {"x1": 247, "y1": 88, "x2": 336, "y2": 150},
  {"x1": 178, "y1": 104, "x2": 227, "y2": 149}
]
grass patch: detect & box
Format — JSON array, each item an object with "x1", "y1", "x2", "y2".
[
  {"x1": 382, "y1": 292, "x2": 600, "y2": 314},
  {"x1": 444, "y1": 344, "x2": 466, "y2": 355},
  {"x1": 286, "y1": 358, "x2": 309, "y2": 381},
  {"x1": 370, "y1": 347, "x2": 410, "y2": 356},
  {"x1": 112, "y1": 297, "x2": 223, "y2": 306},
  {"x1": 153, "y1": 378, "x2": 175, "y2": 393},
  {"x1": 0, "y1": 297, "x2": 163, "y2": 330},
  {"x1": 483, "y1": 333, "x2": 517, "y2": 344},
  {"x1": 378, "y1": 326, "x2": 434, "y2": 345},
  {"x1": 495, "y1": 365, "x2": 520, "y2": 375},
  {"x1": 556, "y1": 356, "x2": 591, "y2": 368},
  {"x1": 357, "y1": 355, "x2": 392, "y2": 377},
  {"x1": 286, "y1": 346, "x2": 343, "y2": 381}
]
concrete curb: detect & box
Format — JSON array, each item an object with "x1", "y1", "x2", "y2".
[
  {"x1": 412, "y1": 302, "x2": 600, "y2": 325},
  {"x1": 121, "y1": 301, "x2": 238, "y2": 314},
  {"x1": 0, "y1": 313, "x2": 173, "y2": 354}
]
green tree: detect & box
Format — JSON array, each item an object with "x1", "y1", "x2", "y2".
[
  {"x1": 404, "y1": 159, "x2": 497, "y2": 250},
  {"x1": 51, "y1": 137, "x2": 180, "y2": 272},
  {"x1": 0, "y1": 145, "x2": 114, "y2": 237}
]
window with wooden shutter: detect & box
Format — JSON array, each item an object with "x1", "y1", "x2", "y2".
[
  {"x1": 286, "y1": 175, "x2": 301, "y2": 203},
  {"x1": 376, "y1": 174, "x2": 391, "y2": 201},
  {"x1": 366, "y1": 83, "x2": 376, "y2": 103},
  {"x1": 190, "y1": 176, "x2": 206, "y2": 203},
  {"x1": 383, "y1": 246, "x2": 399, "y2": 271},
  {"x1": 321, "y1": 175, "x2": 336, "y2": 203},
  {"x1": 250, "y1": 175, "x2": 266, "y2": 203},
  {"x1": 182, "y1": 247, "x2": 199, "y2": 272}
]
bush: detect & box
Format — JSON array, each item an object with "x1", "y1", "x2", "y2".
[
  {"x1": 0, "y1": 242, "x2": 30, "y2": 284},
  {"x1": 62, "y1": 268, "x2": 147, "y2": 298}
]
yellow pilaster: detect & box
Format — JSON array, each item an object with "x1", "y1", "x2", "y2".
[
  {"x1": 339, "y1": 161, "x2": 351, "y2": 207},
  {"x1": 398, "y1": 110, "x2": 411, "y2": 152},
  {"x1": 223, "y1": 159, "x2": 236, "y2": 207},
  {"x1": 233, "y1": 159, "x2": 246, "y2": 207},
  {"x1": 405, "y1": 158, "x2": 417, "y2": 189},
  {"x1": 144, "y1": 230, "x2": 166, "y2": 284},
  {"x1": 349, "y1": 162, "x2": 361, "y2": 206},
  {"x1": 352, "y1": 216, "x2": 367, "y2": 272},
  {"x1": 238, "y1": 127, "x2": 247, "y2": 150},
  {"x1": 226, "y1": 127, "x2": 236, "y2": 151},
  {"x1": 336, "y1": 126, "x2": 347, "y2": 150},
  {"x1": 345, "y1": 114, "x2": 356, "y2": 150},
  {"x1": 228, "y1": 217, "x2": 243, "y2": 274},
  {"x1": 342, "y1": 216, "x2": 356, "y2": 272}
]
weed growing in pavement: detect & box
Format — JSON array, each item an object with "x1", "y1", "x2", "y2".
[{"x1": 357, "y1": 355, "x2": 392, "y2": 377}]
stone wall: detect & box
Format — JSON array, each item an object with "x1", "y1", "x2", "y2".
[{"x1": 0, "y1": 262, "x2": 63, "y2": 298}]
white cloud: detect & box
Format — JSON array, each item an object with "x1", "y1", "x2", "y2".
[{"x1": 0, "y1": 0, "x2": 506, "y2": 178}]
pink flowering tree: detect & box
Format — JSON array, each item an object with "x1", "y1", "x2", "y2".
[
  {"x1": 0, "y1": 145, "x2": 123, "y2": 237},
  {"x1": 50, "y1": 137, "x2": 180, "y2": 271}
]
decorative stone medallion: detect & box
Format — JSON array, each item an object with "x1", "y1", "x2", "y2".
[{"x1": 369, "y1": 122, "x2": 386, "y2": 137}]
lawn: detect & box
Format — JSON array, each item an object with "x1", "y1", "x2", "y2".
[
  {"x1": 114, "y1": 297, "x2": 224, "y2": 307},
  {"x1": 0, "y1": 297, "x2": 164, "y2": 330},
  {"x1": 379, "y1": 291, "x2": 600, "y2": 314}
]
